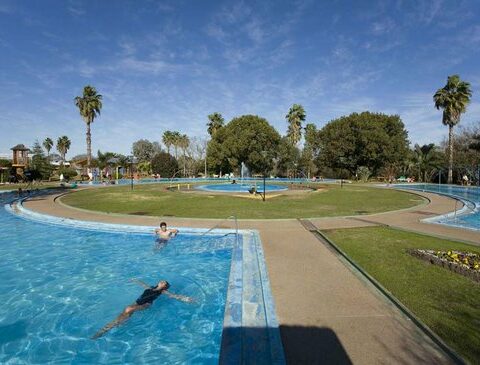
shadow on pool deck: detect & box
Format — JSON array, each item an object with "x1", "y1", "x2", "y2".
[{"x1": 279, "y1": 325, "x2": 352, "y2": 364}]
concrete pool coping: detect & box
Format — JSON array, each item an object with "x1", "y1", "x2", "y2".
[{"x1": 5, "y1": 195, "x2": 286, "y2": 364}]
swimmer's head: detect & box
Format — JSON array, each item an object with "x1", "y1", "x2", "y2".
[
  {"x1": 159, "y1": 222, "x2": 167, "y2": 231},
  {"x1": 157, "y1": 280, "x2": 170, "y2": 290}
]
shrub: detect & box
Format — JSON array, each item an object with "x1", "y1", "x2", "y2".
[
  {"x1": 151, "y1": 152, "x2": 178, "y2": 178},
  {"x1": 356, "y1": 166, "x2": 371, "y2": 182},
  {"x1": 58, "y1": 167, "x2": 78, "y2": 181}
]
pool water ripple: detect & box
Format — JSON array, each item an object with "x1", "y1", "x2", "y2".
[{"x1": 0, "y1": 194, "x2": 236, "y2": 364}]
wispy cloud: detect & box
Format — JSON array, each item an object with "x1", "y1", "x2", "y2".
[{"x1": 67, "y1": 0, "x2": 85, "y2": 16}]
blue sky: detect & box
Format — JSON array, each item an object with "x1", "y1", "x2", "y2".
[{"x1": 0, "y1": 0, "x2": 479, "y2": 158}]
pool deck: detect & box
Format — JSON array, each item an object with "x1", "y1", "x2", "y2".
[{"x1": 20, "y1": 189, "x2": 479, "y2": 364}]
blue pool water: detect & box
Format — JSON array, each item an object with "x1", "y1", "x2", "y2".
[
  {"x1": 0, "y1": 193, "x2": 235, "y2": 364},
  {"x1": 196, "y1": 183, "x2": 288, "y2": 193},
  {"x1": 395, "y1": 184, "x2": 480, "y2": 231}
]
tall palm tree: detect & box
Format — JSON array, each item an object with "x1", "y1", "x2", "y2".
[
  {"x1": 434, "y1": 75, "x2": 472, "y2": 184},
  {"x1": 207, "y1": 112, "x2": 224, "y2": 137},
  {"x1": 162, "y1": 131, "x2": 174, "y2": 155},
  {"x1": 179, "y1": 134, "x2": 190, "y2": 177},
  {"x1": 43, "y1": 137, "x2": 53, "y2": 160},
  {"x1": 74, "y1": 85, "x2": 103, "y2": 169},
  {"x1": 286, "y1": 104, "x2": 306, "y2": 145},
  {"x1": 56, "y1": 136, "x2": 71, "y2": 165},
  {"x1": 171, "y1": 131, "x2": 181, "y2": 160}
]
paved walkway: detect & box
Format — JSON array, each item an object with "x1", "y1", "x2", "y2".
[{"x1": 20, "y1": 189, "x2": 476, "y2": 364}]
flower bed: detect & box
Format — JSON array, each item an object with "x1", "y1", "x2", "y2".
[{"x1": 408, "y1": 249, "x2": 480, "y2": 283}]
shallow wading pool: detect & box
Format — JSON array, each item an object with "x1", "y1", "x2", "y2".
[{"x1": 196, "y1": 183, "x2": 288, "y2": 193}]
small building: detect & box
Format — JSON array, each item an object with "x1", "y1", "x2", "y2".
[{"x1": 11, "y1": 144, "x2": 30, "y2": 168}]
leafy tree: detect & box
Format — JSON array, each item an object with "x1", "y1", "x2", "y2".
[
  {"x1": 151, "y1": 152, "x2": 178, "y2": 177},
  {"x1": 30, "y1": 141, "x2": 53, "y2": 180},
  {"x1": 207, "y1": 115, "x2": 281, "y2": 174},
  {"x1": 470, "y1": 134, "x2": 480, "y2": 151},
  {"x1": 286, "y1": 104, "x2": 306, "y2": 145},
  {"x1": 43, "y1": 137, "x2": 53, "y2": 159},
  {"x1": 317, "y1": 112, "x2": 409, "y2": 177},
  {"x1": 276, "y1": 137, "x2": 301, "y2": 177},
  {"x1": 74, "y1": 85, "x2": 103, "y2": 168},
  {"x1": 356, "y1": 166, "x2": 371, "y2": 182},
  {"x1": 56, "y1": 136, "x2": 71, "y2": 164},
  {"x1": 207, "y1": 112, "x2": 224, "y2": 137},
  {"x1": 58, "y1": 166, "x2": 78, "y2": 181},
  {"x1": 132, "y1": 139, "x2": 161, "y2": 162},
  {"x1": 137, "y1": 161, "x2": 152, "y2": 176},
  {"x1": 0, "y1": 159, "x2": 11, "y2": 183},
  {"x1": 434, "y1": 75, "x2": 472, "y2": 184}
]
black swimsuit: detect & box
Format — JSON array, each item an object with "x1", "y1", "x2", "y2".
[{"x1": 136, "y1": 287, "x2": 162, "y2": 305}]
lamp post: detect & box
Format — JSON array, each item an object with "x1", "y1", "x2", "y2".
[
  {"x1": 128, "y1": 155, "x2": 134, "y2": 191},
  {"x1": 262, "y1": 150, "x2": 269, "y2": 202}
]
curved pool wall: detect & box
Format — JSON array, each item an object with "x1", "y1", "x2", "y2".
[
  {"x1": 196, "y1": 183, "x2": 288, "y2": 193},
  {"x1": 79, "y1": 177, "x2": 338, "y2": 186},
  {"x1": 1, "y1": 192, "x2": 285, "y2": 364},
  {"x1": 395, "y1": 184, "x2": 480, "y2": 231}
]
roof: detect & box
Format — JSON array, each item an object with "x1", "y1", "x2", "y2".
[{"x1": 11, "y1": 144, "x2": 30, "y2": 151}]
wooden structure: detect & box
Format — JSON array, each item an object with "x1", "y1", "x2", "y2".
[{"x1": 11, "y1": 144, "x2": 30, "y2": 168}]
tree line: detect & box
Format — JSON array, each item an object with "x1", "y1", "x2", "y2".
[{"x1": 2, "y1": 74, "x2": 476, "y2": 184}]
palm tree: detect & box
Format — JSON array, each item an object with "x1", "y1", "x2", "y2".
[
  {"x1": 286, "y1": 104, "x2": 306, "y2": 145},
  {"x1": 162, "y1": 131, "x2": 174, "y2": 155},
  {"x1": 207, "y1": 112, "x2": 224, "y2": 137},
  {"x1": 179, "y1": 134, "x2": 190, "y2": 177},
  {"x1": 43, "y1": 137, "x2": 53, "y2": 160},
  {"x1": 56, "y1": 136, "x2": 71, "y2": 165},
  {"x1": 412, "y1": 144, "x2": 443, "y2": 182},
  {"x1": 434, "y1": 75, "x2": 472, "y2": 184},
  {"x1": 171, "y1": 131, "x2": 181, "y2": 160},
  {"x1": 74, "y1": 85, "x2": 103, "y2": 169}
]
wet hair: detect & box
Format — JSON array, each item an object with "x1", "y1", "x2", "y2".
[
  {"x1": 159, "y1": 280, "x2": 170, "y2": 289},
  {"x1": 160, "y1": 222, "x2": 167, "y2": 228}
]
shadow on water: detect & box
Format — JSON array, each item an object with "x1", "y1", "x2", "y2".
[
  {"x1": 220, "y1": 325, "x2": 352, "y2": 365},
  {"x1": 0, "y1": 320, "x2": 28, "y2": 345}
]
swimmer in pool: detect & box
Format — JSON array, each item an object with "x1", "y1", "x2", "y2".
[
  {"x1": 91, "y1": 279, "x2": 193, "y2": 339},
  {"x1": 155, "y1": 222, "x2": 178, "y2": 240}
]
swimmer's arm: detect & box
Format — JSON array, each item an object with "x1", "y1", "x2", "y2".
[
  {"x1": 130, "y1": 278, "x2": 151, "y2": 289},
  {"x1": 164, "y1": 291, "x2": 194, "y2": 303}
]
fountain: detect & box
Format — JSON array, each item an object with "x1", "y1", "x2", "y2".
[{"x1": 240, "y1": 162, "x2": 250, "y2": 186}]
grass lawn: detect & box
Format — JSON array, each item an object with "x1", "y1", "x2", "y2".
[
  {"x1": 324, "y1": 226, "x2": 480, "y2": 364},
  {"x1": 0, "y1": 182, "x2": 60, "y2": 191},
  {"x1": 60, "y1": 183, "x2": 424, "y2": 219}
]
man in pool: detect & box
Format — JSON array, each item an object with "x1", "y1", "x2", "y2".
[
  {"x1": 92, "y1": 279, "x2": 193, "y2": 339},
  {"x1": 155, "y1": 222, "x2": 179, "y2": 240}
]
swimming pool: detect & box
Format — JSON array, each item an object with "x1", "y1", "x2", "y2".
[
  {"x1": 395, "y1": 184, "x2": 480, "y2": 231},
  {"x1": 196, "y1": 183, "x2": 288, "y2": 193},
  {"x1": 0, "y1": 192, "x2": 285, "y2": 364}
]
